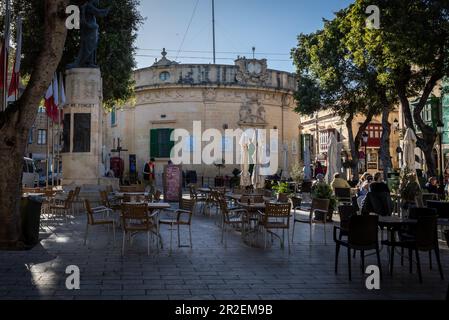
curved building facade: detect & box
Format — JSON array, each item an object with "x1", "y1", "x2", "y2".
[{"x1": 105, "y1": 50, "x2": 299, "y2": 186}]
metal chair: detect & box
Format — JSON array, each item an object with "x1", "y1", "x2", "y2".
[
  {"x1": 258, "y1": 202, "x2": 292, "y2": 253},
  {"x1": 84, "y1": 199, "x2": 116, "y2": 247},
  {"x1": 218, "y1": 199, "x2": 247, "y2": 248},
  {"x1": 292, "y1": 198, "x2": 330, "y2": 244},
  {"x1": 121, "y1": 203, "x2": 159, "y2": 256},
  {"x1": 389, "y1": 215, "x2": 444, "y2": 283},
  {"x1": 334, "y1": 187, "x2": 352, "y2": 206},
  {"x1": 159, "y1": 198, "x2": 195, "y2": 252},
  {"x1": 49, "y1": 190, "x2": 74, "y2": 223},
  {"x1": 334, "y1": 215, "x2": 382, "y2": 281}
]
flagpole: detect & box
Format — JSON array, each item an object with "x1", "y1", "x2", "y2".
[
  {"x1": 2, "y1": 0, "x2": 11, "y2": 112},
  {"x1": 46, "y1": 115, "x2": 50, "y2": 189}
]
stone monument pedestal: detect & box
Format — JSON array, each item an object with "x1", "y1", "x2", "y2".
[{"x1": 62, "y1": 68, "x2": 107, "y2": 186}]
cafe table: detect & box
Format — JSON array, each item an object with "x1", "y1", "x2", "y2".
[
  {"x1": 378, "y1": 215, "x2": 417, "y2": 268},
  {"x1": 114, "y1": 192, "x2": 149, "y2": 198}
]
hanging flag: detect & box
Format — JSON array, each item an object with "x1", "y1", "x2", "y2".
[
  {"x1": 44, "y1": 75, "x2": 59, "y2": 123},
  {"x1": 0, "y1": 0, "x2": 11, "y2": 92},
  {"x1": 8, "y1": 17, "x2": 22, "y2": 98},
  {"x1": 59, "y1": 73, "x2": 66, "y2": 107}
]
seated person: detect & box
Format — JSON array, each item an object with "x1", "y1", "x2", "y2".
[
  {"x1": 425, "y1": 177, "x2": 439, "y2": 194},
  {"x1": 330, "y1": 173, "x2": 351, "y2": 190},
  {"x1": 361, "y1": 180, "x2": 394, "y2": 216},
  {"x1": 370, "y1": 172, "x2": 390, "y2": 193}
]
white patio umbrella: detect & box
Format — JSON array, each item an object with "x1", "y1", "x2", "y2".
[
  {"x1": 336, "y1": 142, "x2": 343, "y2": 174},
  {"x1": 403, "y1": 128, "x2": 417, "y2": 170},
  {"x1": 282, "y1": 143, "x2": 289, "y2": 179},
  {"x1": 325, "y1": 133, "x2": 338, "y2": 184},
  {"x1": 251, "y1": 129, "x2": 266, "y2": 189},
  {"x1": 239, "y1": 131, "x2": 252, "y2": 187},
  {"x1": 303, "y1": 146, "x2": 312, "y2": 180}
]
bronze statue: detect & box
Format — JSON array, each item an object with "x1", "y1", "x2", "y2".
[{"x1": 67, "y1": 0, "x2": 110, "y2": 69}]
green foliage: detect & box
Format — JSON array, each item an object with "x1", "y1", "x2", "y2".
[
  {"x1": 271, "y1": 181, "x2": 290, "y2": 195},
  {"x1": 11, "y1": 0, "x2": 144, "y2": 109},
  {"x1": 312, "y1": 182, "x2": 337, "y2": 210},
  {"x1": 290, "y1": 162, "x2": 304, "y2": 183}
]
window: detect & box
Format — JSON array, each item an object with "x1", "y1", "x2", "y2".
[
  {"x1": 150, "y1": 128, "x2": 174, "y2": 158},
  {"x1": 111, "y1": 107, "x2": 117, "y2": 126},
  {"x1": 366, "y1": 124, "x2": 382, "y2": 147},
  {"x1": 73, "y1": 113, "x2": 91, "y2": 153},
  {"x1": 37, "y1": 129, "x2": 47, "y2": 145},
  {"x1": 159, "y1": 71, "x2": 170, "y2": 81}
]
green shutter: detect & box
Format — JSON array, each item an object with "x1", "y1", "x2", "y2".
[
  {"x1": 300, "y1": 134, "x2": 304, "y2": 161},
  {"x1": 430, "y1": 97, "x2": 440, "y2": 129},
  {"x1": 168, "y1": 128, "x2": 175, "y2": 158},
  {"x1": 150, "y1": 129, "x2": 159, "y2": 158}
]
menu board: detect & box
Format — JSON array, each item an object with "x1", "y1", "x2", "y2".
[{"x1": 163, "y1": 165, "x2": 182, "y2": 202}]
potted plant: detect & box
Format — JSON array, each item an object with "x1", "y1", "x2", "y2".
[
  {"x1": 272, "y1": 181, "x2": 290, "y2": 201},
  {"x1": 290, "y1": 163, "x2": 305, "y2": 185},
  {"x1": 311, "y1": 182, "x2": 336, "y2": 222}
]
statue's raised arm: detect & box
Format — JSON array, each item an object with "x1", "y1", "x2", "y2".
[{"x1": 67, "y1": 0, "x2": 110, "y2": 69}]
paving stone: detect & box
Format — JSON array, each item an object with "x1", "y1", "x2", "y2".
[{"x1": 0, "y1": 206, "x2": 448, "y2": 300}]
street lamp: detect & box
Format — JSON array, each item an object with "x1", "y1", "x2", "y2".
[
  {"x1": 362, "y1": 132, "x2": 369, "y2": 172},
  {"x1": 436, "y1": 120, "x2": 445, "y2": 185}
]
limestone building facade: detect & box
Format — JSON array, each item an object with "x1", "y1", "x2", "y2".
[{"x1": 105, "y1": 50, "x2": 299, "y2": 186}]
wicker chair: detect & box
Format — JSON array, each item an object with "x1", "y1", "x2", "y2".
[
  {"x1": 159, "y1": 198, "x2": 196, "y2": 251},
  {"x1": 84, "y1": 199, "x2": 116, "y2": 247},
  {"x1": 258, "y1": 202, "x2": 292, "y2": 252},
  {"x1": 189, "y1": 184, "x2": 206, "y2": 213},
  {"x1": 121, "y1": 203, "x2": 159, "y2": 256},
  {"x1": 49, "y1": 190, "x2": 75, "y2": 223},
  {"x1": 292, "y1": 198, "x2": 330, "y2": 244},
  {"x1": 218, "y1": 199, "x2": 247, "y2": 248},
  {"x1": 72, "y1": 186, "x2": 82, "y2": 215}
]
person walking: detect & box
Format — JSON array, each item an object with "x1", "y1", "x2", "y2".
[{"x1": 143, "y1": 158, "x2": 155, "y2": 194}]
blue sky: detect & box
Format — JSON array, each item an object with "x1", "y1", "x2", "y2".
[{"x1": 135, "y1": 0, "x2": 354, "y2": 72}]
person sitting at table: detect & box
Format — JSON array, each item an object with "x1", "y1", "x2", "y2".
[
  {"x1": 356, "y1": 172, "x2": 370, "y2": 189},
  {"x1": 399, "y1": 172, "x2": 422, "y2": 216},
  {"x1": 371, "y1": 172, "x2": 390, "y2": 193},
  {"x1": 361, "y1": 176, "x2": 394, "y2": 216},
  {"x1": 425, "y1": 176, "x2": 440, "y2": 194},
  {"x1": 330, "y1": 173, "x2": 351, "y2": 190}
]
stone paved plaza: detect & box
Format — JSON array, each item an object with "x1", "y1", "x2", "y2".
[{"x1": 1, "y1": 202, "x2": 448, "y2": 300}]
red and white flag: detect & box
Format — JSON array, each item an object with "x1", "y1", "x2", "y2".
[
  {"x1": 8, "y1": 17, "x2": 22, "y2": 97},
  {"x1": 44, "y1": 74, "x2": 59, "y2": 122}
]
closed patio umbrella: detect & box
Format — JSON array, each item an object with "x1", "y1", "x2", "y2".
[
  {"x1": 239, "y1": 131, "x2": 252, "y2": 187},
  {"x1": 251, "y1": 129, "x2": 266, "y2": 189},
  {"x1": 303, "y1": 146, "x2": 312, "y2": 180},
  {"x1": 325, "y1": 133, "x2": 338, "y2": 184},
  {"x1": 403, "y1": 128, "x2": 417, "y2": 170}
]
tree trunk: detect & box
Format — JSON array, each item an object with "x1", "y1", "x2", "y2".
[
  {"x1": 379, "y1": 106, "x2": 393, "y2": 180},
  {"x1": 346, "y1": 109, "x2": 375, "y2": 181},
  {"x1": 395, "y1": 66, "x2": 441, "y2": 176},
  {"x1": 0, "y1": 0, "x2": 68, "y2": 249}
]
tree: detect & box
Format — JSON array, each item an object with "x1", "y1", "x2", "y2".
[
  {"x1": 0, "y1": 0, "x2": 68, "y2": 248},
  {"x1": 292, "y1": 12, "x2": 383, "y2": 180},
  {"x1": 13, "y1": 0, "x2": 144, "y2": 108},
  {"x1": 0, "y1": 0, "x2": 143, "y2": 247},
  {"x1": 345, "y1": 0, "x2": 449, "y2": 176}
]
